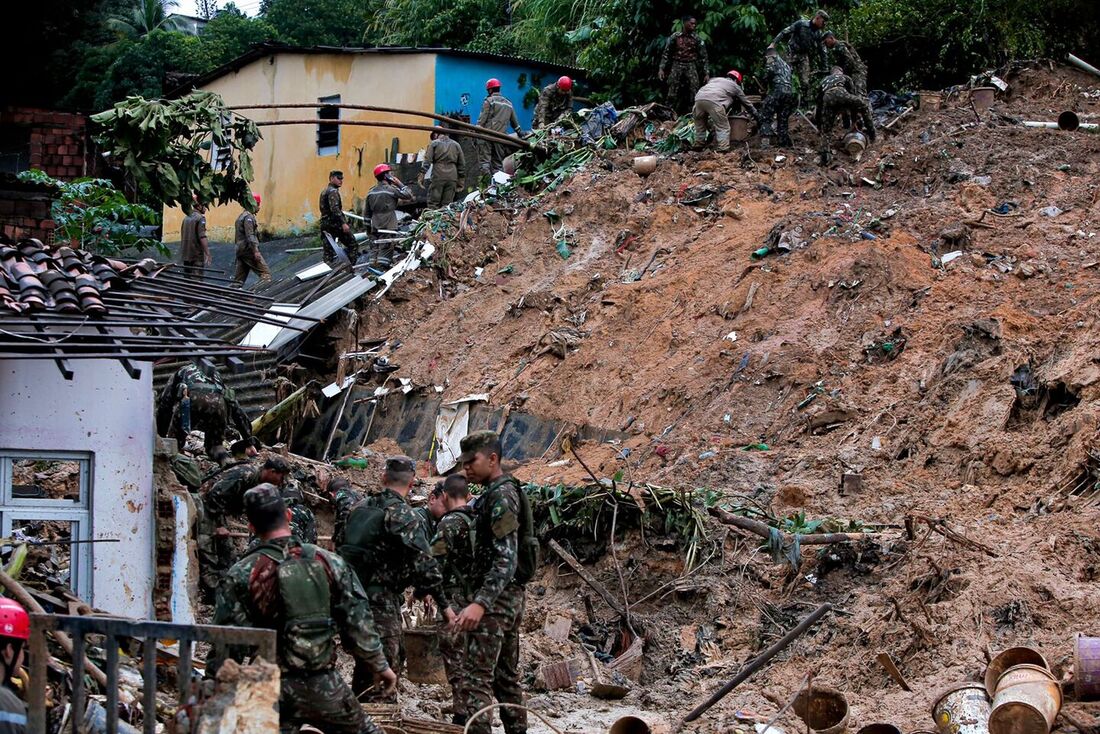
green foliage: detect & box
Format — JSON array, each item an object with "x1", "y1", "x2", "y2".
[
  {"x1": 94, "y1": 30, "x2": 207, "y2": 109},
  {"x1": 107, "y1": 0, "x2": 188, "y2": 37},
  {"x1": 365, "y1": 0, "x2": 507, "y2": 48},
  {"x1": 91, "y1": 91, "x2": 262, "y2": 213},
  {"x1": 264, "y1": 0, "x2": 370, "y2": 46},
  {"x1": 200, "y1": 4, "x2": 279, "y2": 67},
  {"x1": 16, "y1": 170, "x2": 163, "y2": 257}
]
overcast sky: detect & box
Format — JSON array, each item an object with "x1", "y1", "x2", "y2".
[{"x1": 174, "y1": 0, "x2": 261, "y2": 18}]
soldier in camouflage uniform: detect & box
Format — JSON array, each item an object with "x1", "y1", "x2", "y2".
[
  {"x1": 476, "y1": 79, "x2": 522, "y2": 176},
  {"x1": 760, "y1": 47, "x2": 797, "y2": 147},
  {"x1": 818, "y1": 66, "x2": 876, "y2": 165},
  {"x1": 156, "y1": 362, "x2": 254, "y2": 458},
  {"x1": 771, "y1": 10, "x2": 829, "y2": 104},
  {"x1": 533, "y1": 77, "x2": 574, "y2": 128},
  {"x1": 416, "y1": 482, "x2": 446, "y2": 540},
  {"x1": 319, "y1": 170, "x2": 358, "y2": 266},
  {"x1": 659, "y1": 16, "x2": 710, "y2": 114},
  {"x1": 337, "y1": 456, "x2": 454, "y2": 699},
  {"x1": 234, "y1": 194, "x2": 271, "y2": 286},
  {"x1": 212, "y1": 484, "x2": 396, "y2": 734},
  {"x1": 197, "y1": 456, "x2": 291, "y2": 598},
  {"x1": 452, "y1": 431, "x2": 536, "y2": 734},
  {"x1": 430, "y1": 475, "x2": 478, "y2": 726},
  {"x1": 330, "y1": 476, "x2": 363, "y2": 548},
  {"x1": 824, "y1": 32, "x2": 868, "y2": 96}
]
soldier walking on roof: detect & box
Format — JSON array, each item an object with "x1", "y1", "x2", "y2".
[
  {"x1": 212, "y1": 484, "x2": 396, "y2": 734},
  {"x1": 234, "y1": 194, "x2": 271, "y2": 285},
  {"x1": 319, "y1": 170, "x2": 358, "y2": 267},
  {"x1": 659, "y1": 16, "x2": 710, "y2": 114},
  {"x1": 180, "y1": 200, "x2": 210, "y2": 280}
]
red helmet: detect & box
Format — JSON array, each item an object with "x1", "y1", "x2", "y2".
[
  {"x1": 486, "y1": 78, "x2": 502, "y2": 91},
  {"x1": 253, "y1": 194, "x2": 262, "y2": 205},
  {"x1": 373, "y1": 163, "x2": 391, "y2": 178},
  {"x1": 0, "y1": 599, "x2": 29, "y2": 641},
  {"x1": 727, "y1": 69, "x2": 743, "y2": 83},
  {"x1": 557, "y1": 76, "x2": 573, "y2": 91}
]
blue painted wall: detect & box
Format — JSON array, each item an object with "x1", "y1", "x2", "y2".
[{"x1": 434, "y1": 56, "x2": 575, "y2": 131}]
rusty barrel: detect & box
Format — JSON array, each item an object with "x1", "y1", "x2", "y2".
[
  {"x1": 931, "y1": 682, "x2": 990, "y2": 734},
  {"x1": 984, "y1": 647, "x2": 1049, "y2": 698},
  {"x1": 728, "y1": 115, "x2": 752, "y2": 142},
  {"x1": 1075, "y1": 634, "x2": 1100, "y2": 700},
  {"x1": 794, "y1": 686, "x2": 850, "y2": 734},
  {"x1": 989, "y1": 664, "x2": 1061, "y2": 734},
  {"x1": 970, "y1": 87, "x2": 995, "y2": 112}
]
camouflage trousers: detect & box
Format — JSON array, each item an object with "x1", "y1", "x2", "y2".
[
  {"x1": 233, "y1": 247, "x2": 271, "y2": 285},
  {"x1": 463, "y1": 585, "x2": 526, "y2": 734},
  {"x1": 322, "y1": 227, "x2": 359, "y2": 267},
  {"x1": 168, "y1": 391, "x2": 227, "y2": 457},
  {"x1": 439, "y1": 621, "x2": 469, "y2": 724},
  {"x1": 760, "y1": 89, "x2": 797, "y2": 143},
  {"x1": 819, "y1": 88, "x2": 875, "y2": 154},
  {"x1": 666, "y1": 61, "x2": 701, "y2": 114},
  {"x1": 193, "y1": 494, "x2": 234, "y2": 600},
  {"x1": 281, "y1": 668, "x2": 385, "y2": 734},
  {"x1": 353, "y1": 589, "x2": 404, "y2": 700},
  {"x1": 789, "y1": 52, "x2": 814, "y2": 104}
]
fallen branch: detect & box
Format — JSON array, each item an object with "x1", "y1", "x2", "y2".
[
  {"x1": 0, "y1": 569, "x2": 108, "y2": 689},
  {"x1": 911, "y1": 515, "x2": 998, "y2": 557},
  {"x1": 709, "y1": 507, "x2": 881, "y2": 545},
  {"x1": 548, "y1": 539, "x2": 627, "y2": 617}
]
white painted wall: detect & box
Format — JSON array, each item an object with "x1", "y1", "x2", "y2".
[{"x1": 0, "y1": 359, "x2": 155, "y2": 618}]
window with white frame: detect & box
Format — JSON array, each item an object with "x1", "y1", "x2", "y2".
[
  {"x1": 0, "y1": 451, "x2": 93, "y2": 602},
  {"x1": 317, "y1": 95, "x2": 341, "y2": 156},
  {"x1": 209, "y1": 116, "x2": 234, "y2": 171}
]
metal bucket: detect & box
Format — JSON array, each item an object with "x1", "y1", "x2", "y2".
[
  {"x1": 632, "y1": 155, "x2": 658, "y2": 176},
  {"x1": 970, "y1": 87, "x2": 996, "y2": 112},
  {"x1": 989, "y1": 664, "x2": 1061, "y2": 734},
  {"x1": 794, "y1": 686, "x2": 850, "y2": 734},
  {"x1": 610, "y1": 716, "x2": 652, "y2": 734},
  {"x1": 844, "y1": 131, "x2": 867, "y2": 159},
  {"x1": 984, "y1": 647, "x2": 1050, "y2": 698},
  {"x1": 729, "y1": 115, "x2": 752, "y2": 142},
  {"x1": 403, "y1": 627, "x2": 447, "y2": 685},
  {"x1": 1074, "y1": 634, "x2": 1100, "y2": 700},
  {"x1": 931, "y1": 682, "x2": 991, "y2": 734}
]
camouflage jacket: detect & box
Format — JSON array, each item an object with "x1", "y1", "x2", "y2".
[
  {"x1": 764, "y1": 54, "x2": 794, "y2": 95},
  {"x1": 344, "y1": 488, "x2": 448, "y2": 604},
  {"x1": 660, "y1": 31, "x2": 708, "y2": 71},
  {"x1": 476, "y1": 93, "x2": 520, "y2": 134},
  {"x1": 155, "y1": 363, "x2": 251, "y2": 440},
  {"x1": 180, "y1": 211, "x2": 207, "y2": 262},
  {"x1": 364, "y1": 181, "x2": 413, "y2": 235},
  {"x1": 774, "y1": 19, "x2": 827, "y2": 67},
  {"x1": 211, "y1": 536, "x2": 389, "y2": 675},
  {"x1": 821, "y1": 71, "x2": 855, "y2": 95},
  {"x1": 204, "y1": 462, "x2": 264, "y2": 528},
  {"x1": 832, "y1": 40, "x2": 866, "y2": 76},
  {"x1": 469, "y1": 475, "x2": 521, "y2": 611},
  {"x1": 415, "y1": 505, "x2": 437, "y2": 541},
  {"x1": 234, "y1": 211, "x2": 260, "y2": 254},
  {"x1": 331, "y1": 484, "x2": 364, "y2": 547},
  {"x1": 430, "y1": 506, "x2": 477, "y2": 611},
  {"x1": 534, "y1": 84, "x2": 573, "y2": 127},
  {"x1": 424, "y1": 136, "x2": 466, "y2": 182},
  {"x1": 319, "y1": 184, "x2": 346, "y2": 230}
]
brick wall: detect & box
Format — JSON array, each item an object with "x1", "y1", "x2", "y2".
[
  {"x1": 0, "y1": 183, "x2": 55, "y2": 243},
  {"x1": 0, "y1": 106, "x2": 92, "y2": 180}
]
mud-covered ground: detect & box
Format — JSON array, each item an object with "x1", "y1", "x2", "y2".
[{"x1": 301, "y1": 61, "x2": 1100, "y2": 733}]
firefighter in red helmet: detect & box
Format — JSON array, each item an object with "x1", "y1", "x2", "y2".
[
  {"x1": 0, "y1": 599, "x2": 28, "y2": 733},
  {"x1": 534, "y1": 76, "x2": 575, "y2": 128}
]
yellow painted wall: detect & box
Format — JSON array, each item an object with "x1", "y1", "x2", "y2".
[{"x1": 163, "y1": 52, "x2": 437, "y2": 242}]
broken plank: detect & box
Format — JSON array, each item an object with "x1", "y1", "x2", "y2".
[
  {"x1": 876, "y1": 652, "x2": 912, "y2": 691},
  {"x1": 548, "y1": 539, "x2": 627, "y2": 617}
]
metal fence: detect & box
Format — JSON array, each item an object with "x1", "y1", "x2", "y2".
[{"x1": 28, "y1": 614, "x2": 277, "y2": 734}]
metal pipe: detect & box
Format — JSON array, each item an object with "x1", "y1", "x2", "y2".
[
  {"x1": 252, "y1": 119, "x2": 529, "y2": 149},
  {"x1": 682, "y1": 603, "x2": 833, "y2": 723},
  {"x1": 1067, "y1": 53, "x2": 1100, "y2": 79},
  {"x1": 1021, "y1": 120, "x2": 1099, "y2": 131},
  {"x1": 231, "y1": 102, "x2": 525, "y2": 147}
]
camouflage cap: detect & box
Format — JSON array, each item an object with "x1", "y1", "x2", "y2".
[
  {"x1": 386, "y1": 455, "x2": 416, "y2": 474},
  {"x1": 822, "y1": 30, "x2": 836, "y2": 39},
  {"x1": 456, "y1": 430, "x2": 501, "y2": 463},
  {"x1": 814, "y1": 8, "x2": 830, "y2": 20},
  {"x1": 329, "y1": 170, "x2": 344, "y2": 178},
  {"x1": 263, "y1": 455, "x2": 291, "y2": 474},
  {"x1": 243, "y1": 482, "x2": 286, "y2": 522}
]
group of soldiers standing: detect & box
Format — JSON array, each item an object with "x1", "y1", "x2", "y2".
[
  {"x1": 661, "y1": 10, "x2": 876, "y2": 163},
  {"x1": 157, "y1": 368, "x2": 534, "y2": 734}
]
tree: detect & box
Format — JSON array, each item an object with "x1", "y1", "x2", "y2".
[
  {"x1": 107, "y1": 0, "x2": 188, "y2": 37},
  {"x1": 200, "y1": 4, "x2": 280, "y2": 67},
  {"x1": 91, "y1": 91, "x2": 262, "y2": 213},
  {"x1": 263, "y1": 0, "x2": 372, "y2": 46},
  {"x1": 93, "y1": 30, "x2": 206, "y2": 109},
  {"x1": 197, "y1": 0, "x2": 220, "y2": 19}
]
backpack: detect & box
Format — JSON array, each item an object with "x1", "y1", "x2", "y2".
[
  {"x1": 479, "y1": 477, "x2": 539, "y2": 586},
  {"x1": 338, "y1": 492, "x2": 401, "y2": 589},
  {"x1": 250, "y1": 543, "x2": 335, "y2": 672}
]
